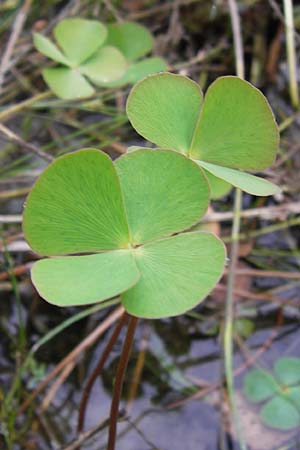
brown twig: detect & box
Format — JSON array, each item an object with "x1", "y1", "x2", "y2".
[
  {"x1": 127, "y1": 0, "x2": 199, "y2": 20},
  {"x1": 215, "y1": 283, "x2": 299, "y2": 306},
  {"x1": 203, "y1": 202, "x2": 300, "y2": 222},
  {"x1": 0, "y1": 263, "x2": 31, "y2": 281},
  {"x1": 77, "y1": 312, "x2": 128, "y2": 435},
  {"x1": 0, "y1": 123, "x2": 54, "y2": 162},
  {"x1": 107, "y1": 314, "x2": 138, "y2": 450}
]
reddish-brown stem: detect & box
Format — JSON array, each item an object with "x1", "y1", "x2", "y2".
[
  {"x1": 107, "y1": 314, "x2": 138, "y2": 450},
  {"x1": 77, "y1": 312, "x2": 128, "y2": 436}
]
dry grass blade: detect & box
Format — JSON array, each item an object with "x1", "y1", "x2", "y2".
[{"x1": 18, "y1": 306, "x2": 125, "y2": 415}]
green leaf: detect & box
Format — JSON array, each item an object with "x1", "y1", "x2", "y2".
[
  {"x1": 102, "y1": 57, "x2": 167, "y2": 88},
  {"x1": 124, "y1": 57, "x2": 167, "y2": 84},
  {"x1": 233, "y1": 318, "x2": 254, "y2": 338},
  {"x1": 115, "y1": 149, "x2": 210, "y2": 245},
  {"x1": 122, "y1": 231, "x2": 226, "y2": 318},
  {"x1": 42, "y1": 67, "x2": 95, "y2": 100},
  {"x1": 53, "y1": 18, "x2": 107, "y2": 65},
  {"x1": 33, "y1": 32, "x2": 70, "y2": 65},
  {"x1": 261, "y1": 396, "x2": 300, "y2": 430},
  {"x1": 80, "y1": 46, "x2": 127, "y2": 84},
  {"x1": 31, "y1": 250, "x2": 139, "y2": 307},
  {"x1": 274, "y1": 357, "x2": 300, "y2": 386},
  {"x1": 244, "y1": 369, "x2": 278, "y2": 402},
  {"x1": 197, "y1": 161, "x2": 280, "y2": 196},
  {"x1": 202, "y1": 169, "x2": 232, "y2": 199},
  {"x1": 190, "y1": 76, "x2": 279, "y2": 170},
  {"x1": 106, "y1": 21, "x2": 153, "y2": 62},
  {"x1": 126, "y1": 73, "x2": 203, "y2": 154},
  {"x1": 23, "y1": 149, "x2": 130, "y2": 255}
]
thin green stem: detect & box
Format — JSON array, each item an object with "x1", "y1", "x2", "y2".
[
  {"x1": 228, "y1": 0, "x2": 245, "y2": 79},
  {"x1": 224, "y1": 189, "x2": 247, "y2": 450},
  {"x1": 225, "y1": 1, "x2": 247, "y2": 449}
]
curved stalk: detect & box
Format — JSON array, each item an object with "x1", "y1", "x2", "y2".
[
  {"x1": 77, "y1": 312, "x2": 128, "y2": 435},
  {"x1": 107, "y1": 314, "x2": 138, "y2": 450}
]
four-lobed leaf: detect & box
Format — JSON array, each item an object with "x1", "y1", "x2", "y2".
[
  {"x1": 33, "y1": 18, "x2": 126, "y2": 99},
  {"x1": 126, "y1": 72, "x2": 280, "y2": 198},
  {"x1": 23, "y1": 148, "x2": 225, "y2": 318},
  {"x1": 244, "y1": 357, "x2": 300, "y2": 430},
  {"x1": 34, "y1": 19, "x2": 166, "y2": 98}
]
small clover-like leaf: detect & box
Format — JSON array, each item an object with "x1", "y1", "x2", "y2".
[
  {"x1": 32, "y1": 251, "x2": 140, "y2": 307},
  {"x1": 127, "y1": 73, "x2": 203, "y2": 153},
  {"x1": 274, "y1": 357, "x2": 300, "y2": 386},
  {"x1": 33, "y1": 32, "x2": 70, "y2": 65},
  {"x1": 115, "y1": 149, "x2": 209, "y2": 245},
  {"x1": 105, "y1": 21, "x2": 153, "y2": 62},
  {"x1": 122, "y1": 232, "x2": 226, "y2": 318},
  {"x1": 23, "y1": 149, "x2": 130, "y2": 255},
  {"x1": 127, "y1": 73, "x2": 279, "y2": 197},
  {"x1": 244, "y1": 369, "x2": 278, "y2": 403},
  {"x1": 260, "y1": 396, "x2": 300, "y2": 430},
  {"x1": 42, "y1": 67, "x2": 95, "y2": 99},
  {"x1": 197, "y1": 161, "x2": 280, "y2": 196},
  {"x1": 53, "y1": 18, "x2": 107, "y2": 66},
  {"x1": 34, "y1": 19, "x2": 165, "y2": 99},
  {"x1": 244, "y1": 359, "x2": 300, "y2": 431},
  {"x1": 79, "y1": 46, "x2": 127, "y2": 84},
  {"x1": 190, "y1": 77, "x2": 279, "y2": 170}
]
